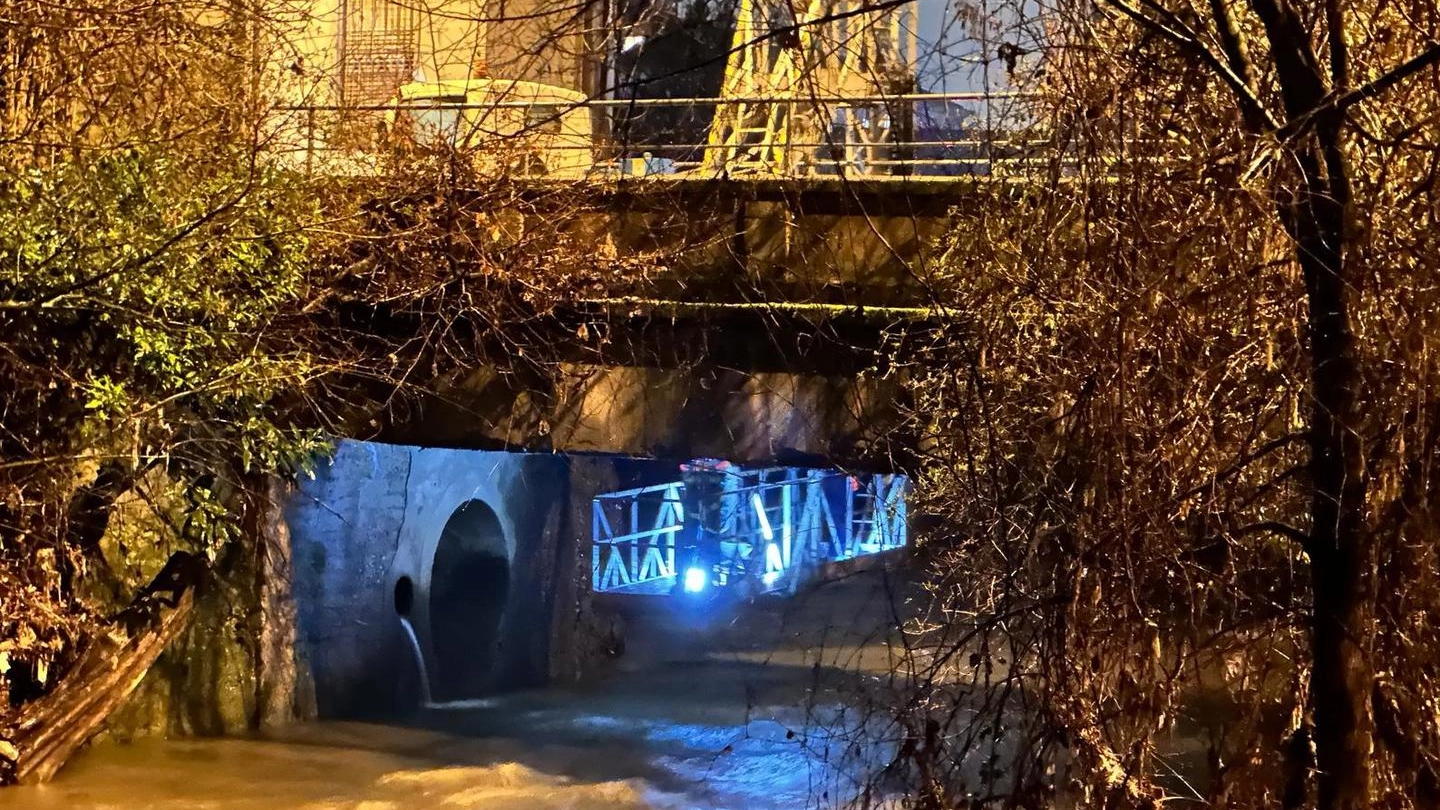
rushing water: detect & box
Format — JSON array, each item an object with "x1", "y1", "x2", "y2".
[
  {"x1": 0, "y1": 572, "x2": 907, "y2": 810},
  {"x1": 397, "y1": 615, "x2": 435, "y2": 707}
]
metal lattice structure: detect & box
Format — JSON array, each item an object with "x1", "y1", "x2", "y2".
[
  {"x1": 703, "y1": 0, "x2": 918, "y2": 176},
  {"x1": 592, "y1": 482, "x2": 685, "y2": 594},
  {"x1": 592, "y1": 465, "x2": 908, "y2": 597},
  {"x1": 339, "y1": 0, "x2": 421, "y2": 107}
]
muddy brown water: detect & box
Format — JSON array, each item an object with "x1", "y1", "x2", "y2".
[{"x1": 0, "y1": 570, "x2": 912, "y2": 810}]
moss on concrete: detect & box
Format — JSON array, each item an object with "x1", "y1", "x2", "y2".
[{"x1": 82, "y1": 471, "x2": 297, "y2": 742}]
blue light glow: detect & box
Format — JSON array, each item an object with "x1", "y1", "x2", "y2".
[
  {"x1": 752, "y1": 493, "x2": 774, "y2": 541},
  {"x1": 762, "y1": 571, "x2": 781, "y2": 587},
  {"x1": 765, "y1": 543, "x2": 783, "y2": 571},
  {"x1": 683, "y1": 567, "x2": 708, "y2": 593}
]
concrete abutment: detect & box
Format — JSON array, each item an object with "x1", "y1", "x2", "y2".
[{"x1": 284, "y1": 441, "x2": 674, "y2": 718}]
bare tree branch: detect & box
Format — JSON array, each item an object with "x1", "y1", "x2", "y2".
[{"x1": 1103, "y1": 0, "x2": 1281, "y2": 131}]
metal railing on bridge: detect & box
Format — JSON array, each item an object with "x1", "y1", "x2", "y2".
[
  {"x1": 592, "y1": 481, "x2": 685, "y2": 593},
  {"x1": 267, "y1": 92, "x2": 1052, "y2": 181},
  {"x1": 591, "y1": 464, "x2": 908, "y2": 598}
]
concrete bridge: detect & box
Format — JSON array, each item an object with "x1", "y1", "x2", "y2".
[
  {"x1": 362, "y1": 175, "x2": 1002, "y2": 463},
  {"x1": 280, "y1": 171, "x2": 989, "y2": 721}
]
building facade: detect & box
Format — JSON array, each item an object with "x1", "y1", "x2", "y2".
[{"x1": 272, "y1": 0, "x2": 605, "y2": 107}]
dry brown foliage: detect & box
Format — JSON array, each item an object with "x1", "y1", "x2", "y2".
[{"x1": 875, "y1": 1, "x2": 1440, "y2": 808}]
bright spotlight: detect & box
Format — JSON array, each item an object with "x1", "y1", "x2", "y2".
[{"x1": 683, "y1": 567, "x2": 708, "y2": 593}]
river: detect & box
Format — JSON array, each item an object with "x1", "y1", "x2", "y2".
[{"x1": 0, "y1": 570, "x2": 909, "y2": 810}]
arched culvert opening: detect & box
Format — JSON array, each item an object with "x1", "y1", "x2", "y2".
[{"x1": 429, "y1": 499, "x2": 510, "y2": 701}]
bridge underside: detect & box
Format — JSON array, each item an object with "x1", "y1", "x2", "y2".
[
  {"x1": 285, "y1": 170, "x2": 962, "y2": 721},
  {"x1": 286, "y1": 440, "x2": 909, "y2": 719},
  {"x1": 378, "y1": 361, "x2": 906, "y2": 465},
  {"x1": 361, "y1": 288, "x2": 952, "y2": 465}
]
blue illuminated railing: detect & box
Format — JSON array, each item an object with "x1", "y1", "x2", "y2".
[
  {"x1": 591, "y1": 464, "x2": 908, "y2": 597},
  {"x1": 592, "y1": 481, "x2": 685, "y2": 593}
]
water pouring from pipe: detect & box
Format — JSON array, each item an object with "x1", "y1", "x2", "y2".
[{"x1": 397, "y1": 615, "x2": 434, "y2": 707}]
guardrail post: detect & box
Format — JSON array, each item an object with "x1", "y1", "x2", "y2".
[
  {"x1": 844, "y1": 475, "x2": 855, "y2": 558},
  {"x1": 591, "y1": 500, "x2": 602, "y2": 592},
  {"x1": 781, "y1": 470, "x2": 794, "y2": 568},
  {"x1": 891, "y1": 96, "x2": 914, "y2": 177}
]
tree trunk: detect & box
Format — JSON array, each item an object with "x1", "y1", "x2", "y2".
[
  {"x1": 0, "y1": 552, "x2": 202, "y2": 785},
  {"x1": 1239, "y1": 4, "x2": 1373, "y2": 799},
  {"x1": 1279, "y1": 126, "x2": 1373, "y2": 810},
  {"x1": 254, "y1": 476, "x2": 313, "y2": 726}
]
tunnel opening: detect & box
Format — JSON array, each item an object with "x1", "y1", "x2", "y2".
[{"x1": 430, "y1": 499, "x2": 510, "y2": 701}]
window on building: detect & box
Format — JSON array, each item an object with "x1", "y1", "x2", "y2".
[{"x1": 340, "y1": 0, "x2": 420, "y2": 107}]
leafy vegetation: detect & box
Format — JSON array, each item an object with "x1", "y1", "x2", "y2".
[
  {"x1": 0, "y1": 0, "x2": 633, "y2": 766},
  {"x1": 0, "y1": 145, "x2": 328, "y2": 705}
]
